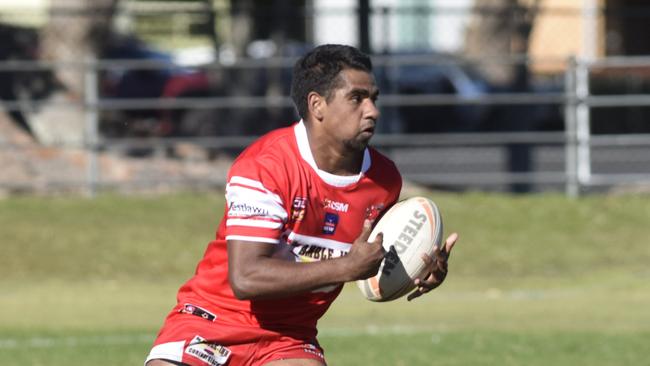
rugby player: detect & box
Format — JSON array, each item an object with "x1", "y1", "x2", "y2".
[{"x1": 146, "y1": 44, "x2": 457, "y2": 366}]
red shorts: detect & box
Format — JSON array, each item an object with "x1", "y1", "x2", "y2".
[{"x1": 145, "y1": 304, "x2": 326, "y2": 366}]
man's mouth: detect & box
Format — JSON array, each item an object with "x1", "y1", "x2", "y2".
[{"x1": 361, "y1": 125, "x2": 376, "y2": 135}]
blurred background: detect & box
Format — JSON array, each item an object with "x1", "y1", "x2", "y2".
[
  {"x1": 2, "y1": 3, "x2": 650, "y2": 365},
  {"x1": 1, "y1": 0, "x2": 650, "y2": 196}
]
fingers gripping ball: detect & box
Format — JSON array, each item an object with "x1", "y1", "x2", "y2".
[{"x1": 357, "y1": 197, "x2": 443, "y2": 302}]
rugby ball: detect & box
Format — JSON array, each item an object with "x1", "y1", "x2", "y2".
[{"x1": 357, "y1": 196, "x2": 443, "y2": 302}]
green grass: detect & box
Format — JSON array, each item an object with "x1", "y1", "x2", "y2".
[{"x1": 1, "y1": 191, "x2": 649, "y2": 365}]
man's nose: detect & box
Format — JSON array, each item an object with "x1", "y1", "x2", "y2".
[{"x1": 365, "y1": 99, "x2": 380, "y2": 120}]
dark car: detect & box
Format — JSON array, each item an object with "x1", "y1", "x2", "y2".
[
  {"x1": 99, "y1": 35, "x2": 212, "y2": 139},
  {"x1": 0, "y1": 23, "x2": 59, "y2": 136},
  {"x1": 373, "y1": 52, "x2": 563, "y2": 134},
  {"x1": 98, "y1": 36, "x2": 306, "y2": 143}
]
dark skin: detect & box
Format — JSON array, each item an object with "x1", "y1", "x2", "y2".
[
  {"x1": 228, "y1": 219, "x2": 385, "y2": 300},
  {"x1": 229, "y1": 68, "x2": 457, "y2": 301},
  {"x1": 228, "y1": 69, "x2": 384, "y2": 300},
  {"x1": 408, "y1": 232, "x2": 458, "y2": 301},
  {"x1": 147, "y1": 68, "x2": 457, "y2": 366}
]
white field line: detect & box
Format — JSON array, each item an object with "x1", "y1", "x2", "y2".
[
  {"x1": 0, "y1": 326, "x2": 440, "y2": 349},
  {"x1": 0, "y1": 334, "x2": 154, "y2": 349},
  {"x1": 320, "y1": 325, "x2": 441, "y2": 337}
]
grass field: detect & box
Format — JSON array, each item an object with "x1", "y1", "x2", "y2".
[{"x1": 1, "y1": 191, "x2": 649, "y2": 365}]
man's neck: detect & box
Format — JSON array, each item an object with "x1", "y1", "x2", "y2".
[{"x1": 304, "y1": 123, "x2": 364, "y2": 176}]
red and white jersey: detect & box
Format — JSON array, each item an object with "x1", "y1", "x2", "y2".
[{"x1": 176, "y1": 121, "x2": 402, "y2": 340}]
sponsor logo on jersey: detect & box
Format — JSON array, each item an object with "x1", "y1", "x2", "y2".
[
  {"x1": 295, "y1": 244, "x2": 345, "y2": 261},
  {"x1": 291, "y1": 197, "x2": 307, "y2": 221},
  {"x1": 322, "y1": 212, "x2": 339, "y2": 235},
  {"x1": 303, "y1": 344, "x2": 325, "y2": 359},
  {"x1": 228, "y1": 201, "x2": 269, "y2": 217},
  {"x1": 323, "y1": 198, "x2": 349, "y2": 213},
  {"x1": 185, "y1": 335, "x2": 231, "y2": 366},
  {"x1": 365, "y1": 203, "x2": 385, "y2": 221},
  {"x1": 180, "y1": 303, "x2": 217, "y2": 322}
]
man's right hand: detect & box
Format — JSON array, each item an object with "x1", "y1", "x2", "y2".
[{"x1": 344, "y1": 219, "x2": 386, "y2": 281}]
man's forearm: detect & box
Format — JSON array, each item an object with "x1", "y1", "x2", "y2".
[{"x1": 227, "y1": 254, "x2": 353, "y2": 300}]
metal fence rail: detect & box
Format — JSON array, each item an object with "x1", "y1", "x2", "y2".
[
  {"x1": 564, "y1": 56, "x2": 650, "y2": 196},
  {"x1": 1, "y1": 56, "x2": 650, "y2": 196}
]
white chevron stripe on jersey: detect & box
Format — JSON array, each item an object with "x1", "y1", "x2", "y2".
[
  {"x1": 227, "y1": 176, "x2": 283, "y2": 204},
  {"x1": 225, "y1": 235, "x2": 280, "y2": 244},
  {"x1": 225, "y1": 183, "x2": 288, "y2": 222},
  {"x1": 287, "y1": 232, "x2": 352, "y2": 252},
  {"x1": 226, "y1": 218, "x2": 284, "y2": 229}
]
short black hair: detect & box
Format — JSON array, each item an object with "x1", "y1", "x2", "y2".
[{"x1": 290, "y1": 44, "x2": 373, "y2": 120}]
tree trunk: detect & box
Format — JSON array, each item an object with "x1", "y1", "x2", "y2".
[
  {"x1": 464, "y1": 0, "x2": 541, "y2": 194},
  {"x1": 40, "y1": 0, "x2": 118, "y2": 97},
  {"x1": 464, "y1": 0, "x2": 541, "y2": 86},
  {"x1": 29, "y1": 0, "x2": 118, "y2": 145}
]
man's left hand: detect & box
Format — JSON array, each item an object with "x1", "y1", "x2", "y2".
[{"x1": 407, "y1": 232, "x2": 458, "y2": 301}]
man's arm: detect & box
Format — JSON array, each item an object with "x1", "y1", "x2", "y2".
[{"x1": 228, "y1": 220, "x2": 385, "y2": 300}]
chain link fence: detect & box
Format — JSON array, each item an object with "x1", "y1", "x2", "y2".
[{"x1": 1, "y1": 1, "x2": 649, "y2": 195}]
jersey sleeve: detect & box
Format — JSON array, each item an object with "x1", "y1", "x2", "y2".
[{"x1": 224, "y1": 157, "x2": 288, "y2": 244}]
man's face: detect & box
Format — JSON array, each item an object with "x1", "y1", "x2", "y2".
[{"x1": 321, "y1": 68, "x2": 380, "y2": 151}]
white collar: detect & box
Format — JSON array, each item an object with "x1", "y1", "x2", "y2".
[{"x1": 294, "y1": 120, "x2": 371, "y2": 187}]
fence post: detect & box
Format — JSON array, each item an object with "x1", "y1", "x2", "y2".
[
  {"x1": 575, "y1": 58, "x2": 592, "y2": 189},
  {"x1": 582, "y1": 0, "x2": 599, "y2": 61},
  {"x1": 564, "y1": 57, "x2": 579, "y2": 197},
  {"x1": 84, "y1": 58, "x2": 99, "y2": 197}
]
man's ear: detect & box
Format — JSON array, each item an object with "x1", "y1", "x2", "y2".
[{"x1": 307, "y1": 92, "x2": 325, "y2": 121}]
